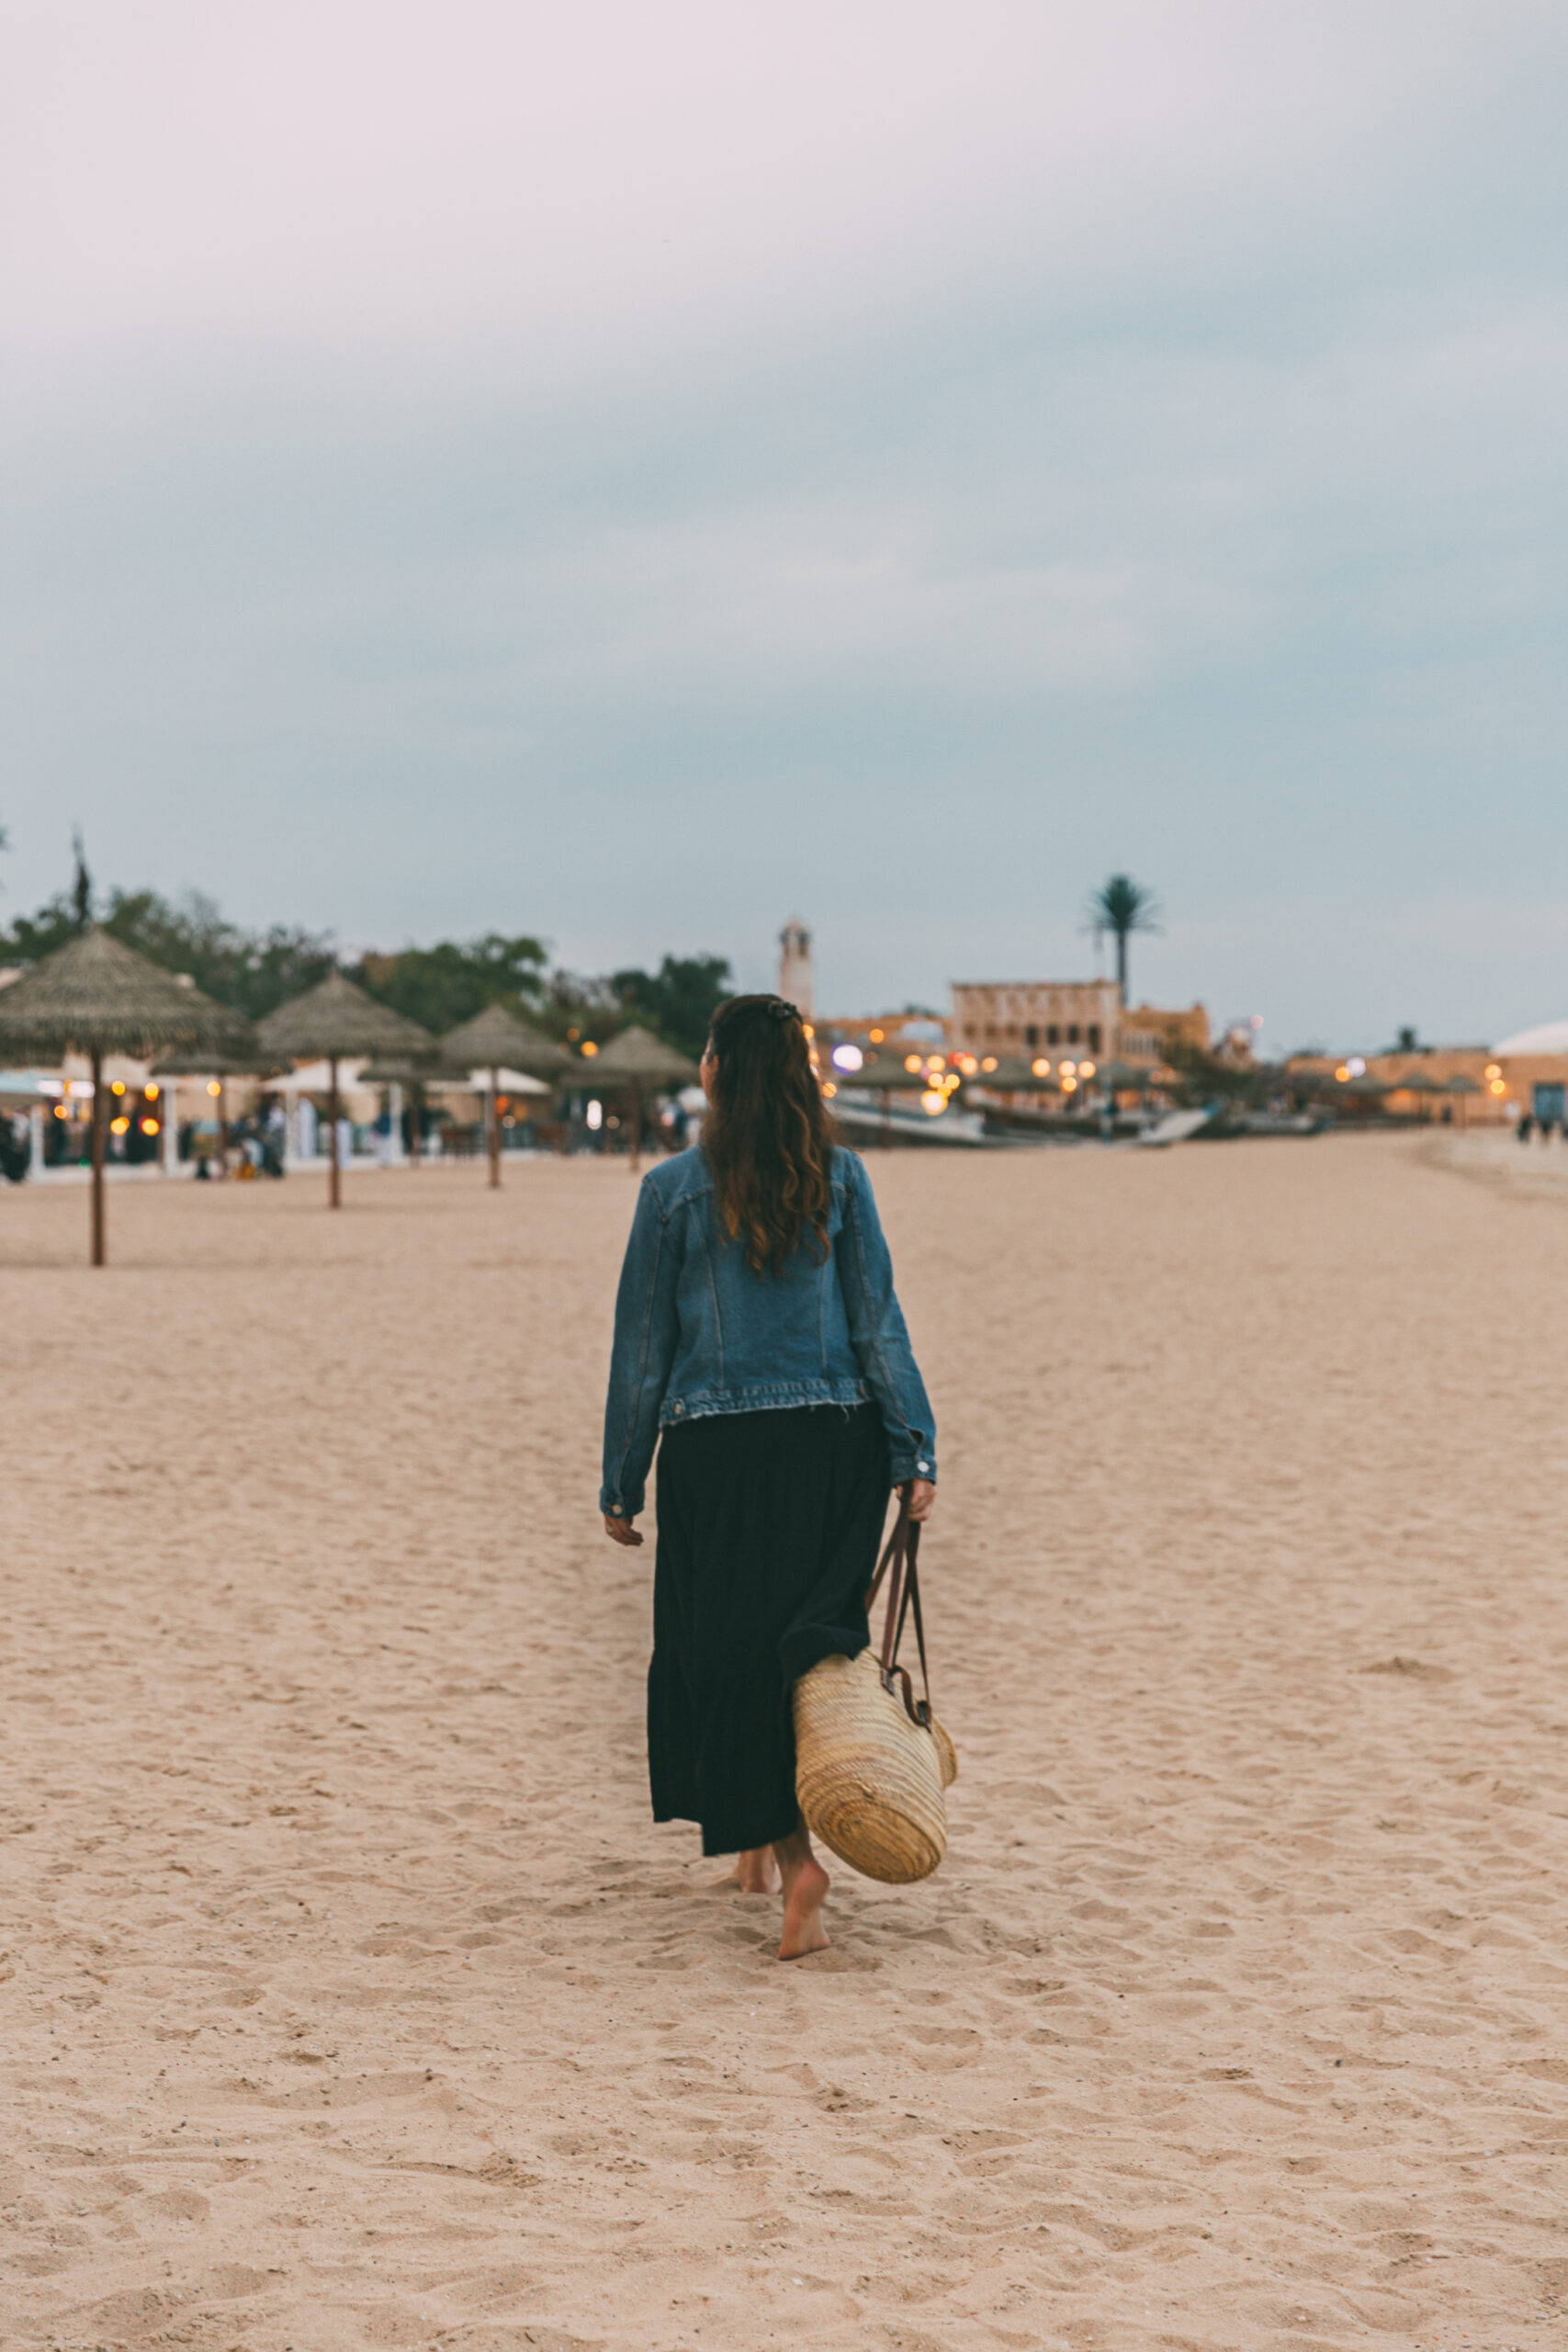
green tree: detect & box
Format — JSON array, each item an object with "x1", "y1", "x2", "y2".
[
  {"x1": 352, "y1": 934, "x2": 547, "y2": 1034},
  {"x1": 0, "y1": 882, "x2": 336, "y2": 1017},
  {"x1": 531, "y1": 967, "x2": 621, "y2": 1048},
  {"x1": 610, "y1": 954, "x2": 732, "y2": 1059},
  {"x1": 1086, "y1": 873, "x2": 1162, "y2": 1002}
]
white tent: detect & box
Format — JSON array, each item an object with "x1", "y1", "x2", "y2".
[
  {"x1": 440, "y1": 1065, "x2": 548, "y2": 1096},
  {"x1": 257, "y1": 1057, "x2": 368, "y2": 1093}
]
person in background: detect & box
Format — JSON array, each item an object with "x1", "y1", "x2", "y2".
[{"x1": 599, "y1": 994, "x2": 937, "y2": 1961}]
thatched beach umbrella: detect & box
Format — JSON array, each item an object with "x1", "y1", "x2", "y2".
[
  {"x1": 1390, "y1": 1067, "x2": 1442, "y2": 1122},
  {"x1": 965, "y1": 1056, "x2": 1064, "y2": 1093},
  {"x1": 829, "y1": 1052, "x2": 952, "y2": 1148},
  {"x1": 441, "y1": 1004, "x2": 570, "y2": 1189},
  {"x1": 255, "y1": 972, "x2": 434, "y2": 1207},
  {"x1": 0, "y1": 924, "x2": 238, "y2": 1264},
  {"x1": 150, "y1": 1032, "x2": 288, "y2": 1174},
  {"x1": 1444, "y1": 1071, "x2": 1483, "y2": 1130},
  {"x1": 564, "y1": 1024, "x2": 699, "y2": 1173}
]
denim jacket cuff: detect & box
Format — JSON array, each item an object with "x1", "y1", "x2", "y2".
[
  {"x1": 599, "y1": 1484, "x2": 645, "y2": 1520},
  {"x1": 888, "y1": 1448, "x2": 937, "y2": 1487}
]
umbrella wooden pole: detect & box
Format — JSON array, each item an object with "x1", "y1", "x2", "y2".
[
  {"x1": 409, "y1": 1085, "x2": 421, "y2": 1165},
  {"x1": 218, "y1": 1075, "x2": 229, "y2": 1177},
  {"x1": 489, "y1": 1064, "x2": 501, "y2": 1189},
  {"x1": 90, "y1": 1046, "x2": 107, "y2": 1266},
  {"x1": 328, "y1": 1056, "x2": 342, "y2": 1209},
  {"x1": 630, "y1": 1079, "x2": 642, "y2": 1175}
]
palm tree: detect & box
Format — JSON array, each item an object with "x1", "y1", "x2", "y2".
[{"x1": 1087, "y1": 874, "x2": 1162, "y2": 1002}]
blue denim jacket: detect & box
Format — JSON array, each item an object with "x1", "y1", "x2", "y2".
[{"x1": 600, "y1": 1145, "x2": 936, "y2": 1518}]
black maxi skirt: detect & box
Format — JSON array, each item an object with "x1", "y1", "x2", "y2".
[{"x1": 649, "y1": 1402, "x2": 891, "y2": 1856}]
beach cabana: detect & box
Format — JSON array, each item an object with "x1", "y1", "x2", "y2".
[
  {"x1": 358, "y1": 1057, "x2": 440, "y2": 1163},
  {"x1": 440, "y1": 1004, "x2": 570, "y2": 1189},
  {"x1": 256, "y1": 973, "x2": 434, "y2": 1207},
  {"x1": 0, "y1": 925, "x2": 238, "y2": 1263},
  {"x1": 150, "y1": 1034, "x2": 288, "y2": 1174},
  {"x1": 565, "y1": 1024, "x2": 699, "y2": 1173}
]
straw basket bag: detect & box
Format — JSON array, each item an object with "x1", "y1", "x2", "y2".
[{"x1": 793, "y1": 1486, "x2": 957, "y2": 1883}]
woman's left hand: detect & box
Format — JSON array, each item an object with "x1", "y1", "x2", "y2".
[
  {"x1": 604, "y1": 1512, "x2": 644, "y2": 1547},
  {"x1": 908, "y1": 1478, "x2": 936, "y2": 1522}
]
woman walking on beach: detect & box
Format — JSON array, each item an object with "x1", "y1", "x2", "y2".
[{"x1": 600, "y1": 994, "x2": 937, "y2": 1960}]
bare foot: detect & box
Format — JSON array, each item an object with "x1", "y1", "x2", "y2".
[
  {"x1": 773, "y1": 1828, "x2": 830, "y2": 1962},
  {"x1": 731, "y1": 1847, "x2": 781, "y2": 1894}
]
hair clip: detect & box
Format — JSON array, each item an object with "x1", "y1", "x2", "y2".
[{"x1": 769, "y1": 1000, "x2": 799, "y2": 1022}]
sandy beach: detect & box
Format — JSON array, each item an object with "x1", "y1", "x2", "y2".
[{"x1": 5, "y1": 1134, "x2": 1567, "y2": 2351}]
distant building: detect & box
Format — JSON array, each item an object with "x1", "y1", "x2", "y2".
[
  {"x1": 951, "y1": 978, "x2": 1122, "y2": 1062},
  {"x1": 778, "y1": 918, "x2": 814, "y2": 1020},
  {"x1": 1286, "y1": 1046, "x2": 1516, "y2": 1124},
  {"x1": 1121, "y1": 1001, "x2": 1211, "y2": 1064},
  {"x1": 814, "y1": 1010, "x2": 947, "y2": 1060}
]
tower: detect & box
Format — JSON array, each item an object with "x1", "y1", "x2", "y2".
[{"x1": 778, "y1": 918, "x2": 814, "y2": 1020}]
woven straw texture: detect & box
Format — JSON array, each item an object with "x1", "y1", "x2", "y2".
[
  {"x1": 442, "y1": 1004, "x2": 569, "y2": 1076},
  {"x1": 149, "y1": 1034, "x2": 286, "y2": 1077},
  {"x1": 793, "y1": 1648, "x2": 958, "y2": 1884},
  {"x1": 572, "y1": 1023, "x2": 699, "y2": 1086},
  {"x1": 254, "y1": 970, "x2": 434, "y2": 1062},
  {"x1": 0, "y1": 926, "x2": 241, "y2": 1060}
]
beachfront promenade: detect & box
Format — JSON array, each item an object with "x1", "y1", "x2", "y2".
[{"x1": 5, "y1": 1138, "x2": 1563, "y2": 2347}]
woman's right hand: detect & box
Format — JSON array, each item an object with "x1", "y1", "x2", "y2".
[{"x1": 907, "y1": 1479, "x2": 936, "y2": 1522}]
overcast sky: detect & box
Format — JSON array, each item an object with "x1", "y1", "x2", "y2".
[{"x1": 3, "y1": 2, "x2": 1565, "y2": 1048}]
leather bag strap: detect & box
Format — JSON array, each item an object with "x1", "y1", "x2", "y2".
[{"x1": 864, "y1": 1482, "x2": 934, "y2": 1728}]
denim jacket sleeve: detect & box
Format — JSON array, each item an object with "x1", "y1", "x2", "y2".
[
  {"x1": 835, "y1": 1151, "x2": 938, "y2": 1487},
  {"x1": 600, "y1": 1174, "x2": 682, "y2": 1519}
]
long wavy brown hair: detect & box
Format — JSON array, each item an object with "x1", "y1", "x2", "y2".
[{"x1": 703, "y1": 994, "x2": 835, "y2": 1273}]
